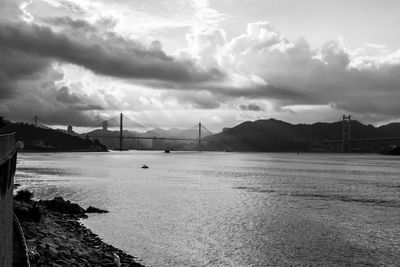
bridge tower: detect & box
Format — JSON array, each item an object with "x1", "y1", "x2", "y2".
[
  {"x1": 34, "y1": 115, "x2": 37, "y2": 127},
  {"x1": 342, "y1": 115, "x2": 351, "y2": 152},
  {"x1": 102, "y1": 121, "x2": 108, "y2": 131},
  {"x1": 119, "y1": 113, "x2": 123, "y2": 151},
  {"x1": 198, "y1": 122, "x2": 202, "y2": 151}
]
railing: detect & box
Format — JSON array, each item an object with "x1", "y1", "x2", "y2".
[{"x1": 0, "y1": 133, "x2": 15, "y2": 160}]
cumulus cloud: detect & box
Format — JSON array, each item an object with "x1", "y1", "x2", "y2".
[
  {"x1": 1, "y1": 65, "x2": 109, "y2": 126},
  {"x1": 0, "y1": 22, "x2": 224, "y2": 84},
  {"x1": 183, "y1": 21, "x2": 400, "y2": 120},
  {"x1": 0, "y1": 0, "x2": 227, "y2": 125},
  {"x1": 2, "y1": 0, "x2": 400, "y2": 128}
]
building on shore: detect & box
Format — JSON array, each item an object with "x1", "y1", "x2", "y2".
[{"x1": 67, "y1": 125, "x2": 73, "y2": 135}]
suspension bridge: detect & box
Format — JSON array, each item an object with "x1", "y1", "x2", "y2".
[
  {"x1": 26, "y1": 113, "x2": 400, "y2": 153},
  {"x1": 325, "y1": 115, "x2": 400, "y2": 152},
  {"x1": 28, "y1": 113, "x2": 215, "y2": 151}
]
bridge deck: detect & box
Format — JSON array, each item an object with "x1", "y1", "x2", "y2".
[{"x1": 324, "y1": 137, "x2": 400, "y2": 143}]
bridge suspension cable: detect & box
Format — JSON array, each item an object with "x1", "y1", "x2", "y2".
[
  {"x1": 121, "y1": 115, "x2": 153, "y2": 133},
  {"x1": 350, "y1": 115, "x2": 368, "y2": 126}
]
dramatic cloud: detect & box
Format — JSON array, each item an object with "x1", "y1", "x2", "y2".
[
  {"x1": 0, "y1": 0, "x2": 226, "y2": 126},
  {"x1": 1, "y1": 0, "x2": 400, "y2": 129},
  {"x1": 0, "y1": 22, "x2": 224, "y2": 84},
  {"x1": 183, "y1": 21, "x2": 400, "y2": 120}
]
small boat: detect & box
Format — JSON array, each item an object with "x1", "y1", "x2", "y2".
[
  {"x1": 141, "y1": 164, "x2": 149, "y2": 169},
  {"x1": 164, "y1": 150, "x2": 170, "y2": 153}
]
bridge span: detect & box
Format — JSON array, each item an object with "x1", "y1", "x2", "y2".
[{"x1": 325, "y1": 115, "x2": 400, "y2": 152}]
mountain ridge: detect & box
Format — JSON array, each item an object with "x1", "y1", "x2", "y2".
[{"x1": 204, "y1": 118, "x2": 400, "y2": 152}]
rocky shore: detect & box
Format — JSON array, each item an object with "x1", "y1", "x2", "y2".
[{"x1": 14, "y1": 194, "x2": 144, "y2": 267}]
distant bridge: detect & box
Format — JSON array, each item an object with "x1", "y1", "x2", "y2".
[
  {"x1": 29, "y1": 113, "x2": 212, "y2": 151},
  {"x1": 324, "y1": 115, "x2": 400, "y2": 152}
]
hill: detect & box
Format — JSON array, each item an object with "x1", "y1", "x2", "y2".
[
  {"x1": 0, "y1": 119, "x2": 107, "y2": 152},
  {"x1": 204, "y1": 119, "x2": 400, "y2": 152},
  {"x1": 83, "y1": 129, "x2": 146, "y2": 150}
]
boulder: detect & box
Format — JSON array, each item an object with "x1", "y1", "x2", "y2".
[
  {"x1": 86, "y1": 206, "x2": 109, "y2": 214},
  {"x1": 40, "y1": 197, "x2": 86, "y2": 217}
]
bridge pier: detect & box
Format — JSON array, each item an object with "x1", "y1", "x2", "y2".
[
  {"x1": 198, "y1": 122, "x2": 202, "y2": 151},
  {"x1": 119, "y1": 113, "x2": 123, "y2": 151},
  {"x1": 342, "y1": 115, "x2": 351, "y2": 152}
]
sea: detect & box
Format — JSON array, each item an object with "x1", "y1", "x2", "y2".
[{"x1": 15, "y1": 151, "x2": 400, "y2": 266}]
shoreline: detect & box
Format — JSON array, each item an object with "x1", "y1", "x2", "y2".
[{"x1": 14, "y1": 197, "x2": 144, "y2": 266}]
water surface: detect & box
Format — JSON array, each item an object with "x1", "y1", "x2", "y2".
[{"x1": 15, "y1": 151, "x2": 400, "y2": 266}]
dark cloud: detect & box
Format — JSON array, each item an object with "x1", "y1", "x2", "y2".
[
  {"x1": 145, "y1": 80, "x2": 315, "y2": 105},
  {"x1": 0, "y1": 22, "x2": 224, "y2": 84},
  {"x1": 3, "y1": 83, "x2": 105, "y2": 126},
  {"x1": 52, "y1": 85, "x2": 106, "y2": 112},
  {"x1": 55, "y1": 86, "x2": 81, "y2": 104},
  {"x1": 2, "y1": 0, "x2": 400, "y2": 127},
  {"x1": 239, "y1": 104, "x2": 263, "y2": 111},
  {"x1": 0, "y1": 71, "x2": 17, "y2": 99},
  {"x1": 0, "y1": 7, "x2": 225, "y2": 126},
  {"x1": 1, "y1": 63, "x2": 106, "y2": 126}
]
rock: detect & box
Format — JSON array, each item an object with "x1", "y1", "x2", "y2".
[
  {"x1": 17, "y1": 196, "x2": 144, "y2": 267},
  {"x1": 40, "y1": 197, "x2": 86, "y2": 217},
  {"x1": 85, "y1": 206, "x2": 109, "y2": 213}
]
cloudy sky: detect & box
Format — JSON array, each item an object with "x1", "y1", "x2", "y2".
[{"x1": 1, "y1": 0, "x2": 400, "y2": 131}]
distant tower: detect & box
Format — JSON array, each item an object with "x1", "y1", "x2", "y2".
[
  {"x1": 67, "y1": 125, "x2": 73, "y2": 135},
  {"x1": 119, "y1": 113, "x2": 123, "y2": 151},
  {"x1": 198, "y1": 122, "x2": 202, "y2": 151},
  {"x1": 103, "y1": 121, "x2": 108, "y2": 131},
  {"x1": 341, "y1": 115, "x2": 351, "y2": 152}
]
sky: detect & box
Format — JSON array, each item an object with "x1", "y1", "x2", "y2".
[{"x1": 1, "y1": 0, "x2": 400, "y2": 132}]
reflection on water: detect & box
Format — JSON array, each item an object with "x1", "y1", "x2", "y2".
[{"x1": 16, "y1": 151, "x2": 400, "y2": 266}]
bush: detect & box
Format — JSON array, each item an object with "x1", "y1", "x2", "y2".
[{"x1": 15, "y1": 189, "x2": 34, "y2": 202}]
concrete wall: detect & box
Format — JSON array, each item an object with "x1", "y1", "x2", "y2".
[{"x1": 0, "y1": 133, "x2": 16, "y2": 267}]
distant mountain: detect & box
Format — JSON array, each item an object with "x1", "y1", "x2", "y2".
[
  {"x1": 83, "y1": 129, "x2": 146, "y2": 150},
  {"x1": 6, "y1": 116, "x2": 400, "y2": 153},
  {"x1": 377, "y1": 123, "x2": 400, "y2": 137},
  {"x1": 204, "y1": 118, "x2": 400, "y2": 152},
  {"x1": 0, "y1": 120, "x2": 107, "y2": 152},
  {"x1": 144, "y1": 127, "x2": 179, "y2": 138},
  {"x1": 145, "y1": 127, "x2": 212, "y2": 139}
]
